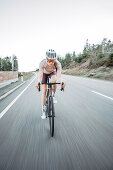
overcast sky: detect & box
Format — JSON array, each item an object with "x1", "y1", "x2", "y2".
[{"x1": 0, "y1": 0, "x2": 113, "y2": 71}]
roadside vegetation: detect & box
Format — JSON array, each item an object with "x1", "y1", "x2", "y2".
[
  {"x1": 57, "y1": 38, "x2": 113, "y2": 81},
  {"x1": 18, "y1": 72, "x2": 34, "y2": 81},
  {"x1": 0, "y1": 54, "x2": 34, "y2": 82},
  {"x1": 0, "y1": 55, "x2": 18, "y2": 71}
]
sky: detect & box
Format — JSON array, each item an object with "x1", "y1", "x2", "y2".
[{"x1": 0, "y1": 0, "x2": 113, "y2": 72}]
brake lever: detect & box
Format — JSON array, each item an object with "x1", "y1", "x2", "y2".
[
  {"x1": 60, "y1": 88, "x2": 64, "y2": 91},
  {"x1": 38, "y1": 82, "x2": 41, "y2": 92},
  {"x1": 60, "y1": 82, "x2": 64, "y2": 91}
]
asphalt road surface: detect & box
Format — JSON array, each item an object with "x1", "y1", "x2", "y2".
[{"x1": 0, "y1": 74, "x2": 113, "y2": 170}]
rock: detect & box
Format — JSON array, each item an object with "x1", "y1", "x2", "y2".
[{"x1": 88, "y1": 72, "x2": 96, "y2": 77}]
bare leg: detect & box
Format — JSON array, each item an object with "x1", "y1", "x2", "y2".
[
  {"x1": 42, "y1": 84, "x2": 47, "y2": 106},
  {"x1": 51, "y1": 75, "x2": 57, "y2": 93}
]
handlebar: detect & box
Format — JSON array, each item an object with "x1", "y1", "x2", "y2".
[
  {"x1": 42, "y1": 82, "x2": 61, "y2": 85},
  {"x1": 38, "y1": 82, "x2": 64, "y2": 91}
]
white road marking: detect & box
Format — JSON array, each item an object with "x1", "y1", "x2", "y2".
[
  {"x1": 0, "y1": 77, "x2": 36, "y2": 119},
  {"x1": 0, "y1": 82, "x2": 25, "y2": 100},
  {"x1": 92, "y1": 90, "x2": 113, "y2": 101}
]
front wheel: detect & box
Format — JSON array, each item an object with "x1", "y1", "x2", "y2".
[{"x1": 48, "y1": 96, "x2": 54, "y2": 137}]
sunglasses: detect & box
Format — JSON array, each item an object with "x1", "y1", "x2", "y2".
[{"x1": 47, "y1": 59, "x2": 55, "y2": 63}]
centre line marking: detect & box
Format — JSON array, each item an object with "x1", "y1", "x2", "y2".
[
  {"x1": 92, "y1": 90, "x2": 113, "y2": 101},
  {"x1": 0, "y1": 77, "x2": 36, "y2": 119}
]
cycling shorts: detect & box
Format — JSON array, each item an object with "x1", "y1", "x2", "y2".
[{"x1": 41, "y1": 71, "x2": 57, "y2": 84}]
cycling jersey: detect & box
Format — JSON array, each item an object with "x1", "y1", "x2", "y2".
[{"x1": 39, "y1": 59, "x2": 62, "y2": 74}]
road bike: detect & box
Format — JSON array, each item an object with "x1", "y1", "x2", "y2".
[{"x1": 38, "y1": 76, "x2": 64, "y2": 137}]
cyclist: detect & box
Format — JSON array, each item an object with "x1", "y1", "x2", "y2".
[{"x1": 36, "y1": 49, "x2": 65, "y2": 119}]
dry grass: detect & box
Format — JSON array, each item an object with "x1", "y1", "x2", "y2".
[{"x1": 62, "y1": 66, "x2": 113, "y2": 81}]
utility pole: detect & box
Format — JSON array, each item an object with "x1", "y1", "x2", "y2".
[
  {"x1": 12, "y1": 58, "x2": 14, "y2": 71},
  {"x1": 0, "y1": 57, "x2": 2, "y2": 71}
]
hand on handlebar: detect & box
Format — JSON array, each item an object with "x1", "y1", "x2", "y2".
[
  {"x1": 61, "y1": 82, "x2": 66, "y2": 91},
  {"x1": 36, "y1": 82, "x2": 41, "y2": 91}
]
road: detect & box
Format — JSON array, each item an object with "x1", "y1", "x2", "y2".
[{"x1": 0, "y1": 74, "x2": 113, "y2": 170}]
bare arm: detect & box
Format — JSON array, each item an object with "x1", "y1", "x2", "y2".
[
  {"x1": 38, "y1": 60, "x2": 44, "y2": 83},
  {"x1": 56, "y1": 61, "x2": 66, "y2": 89},
  {"x1": 38, "y1": 71, "x2": 43, "y2": 83},
  {"x1": 36, "y1": 71, "x2": 43, "y2": 90},
  {"x1": 55, "y1": 60, "x2": 62, "y2": 82},
  {"x1": 57, "y1": 71, "x2": 62, "y2": 83}
]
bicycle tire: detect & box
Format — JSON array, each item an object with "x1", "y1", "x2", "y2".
[
  {"x1": 46, "y1": 89, "x2": 49, "y2": 118},
  {"x1": 48, "y1": 96, "x2": 54, "y2": 137}
]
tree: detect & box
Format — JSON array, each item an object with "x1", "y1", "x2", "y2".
[
  {"x1": 65, "y1": 53, "x2": 71, "y2": 66},
  {"x1": 0, "y1": 55, "x2": 18, "y2": 71},
  {"x1": 107, "y1": 40, "x2": 111, "y2": 52},
  {"x1": 57, "y1": 56, "x2": 65, "y2": 68},
  {"x1": 101, "y1": 38, "x2": 107, "y2": 54},
  {"x1": 1, "y1": 57, "x2": 12, "y2": 71},
  {"x1": 12, "y1": 55, "x2": 18, "y2": 71},
  {"x1": 84, "y1": 39, "x2": 89, "y2": 52},
  {"x1": 72, "y1": 51, "x2": 76, "y2": 61}
]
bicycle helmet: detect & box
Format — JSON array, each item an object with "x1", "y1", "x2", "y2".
[{"x1": 46, "y1": 49, "x2": 56, "y2": 60}]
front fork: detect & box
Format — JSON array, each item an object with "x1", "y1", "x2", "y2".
[
  {"x1": 48, "y1": 96, "x2": 55, "y2": 117},
  {"x1": 46, "y1": 87, "x2": 55, "y2": 118},
  {"x1": 46, "y1": 89, "x2": 49, "y2": 118}
]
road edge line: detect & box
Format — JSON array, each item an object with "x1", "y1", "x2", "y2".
[
  {"x1": 0, "y1": 82, "x2": 26, "y2": 101},
  {"x1": 0, "y1": 77, "x2": 36, "y2": 119}
]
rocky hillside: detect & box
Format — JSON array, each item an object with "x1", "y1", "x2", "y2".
[
  {"x1": 62, "y1": 55, "x2": 113, "y2": 81},
  {"x1": 59, "y1": 38, "x2": 113, "y2": 81}
]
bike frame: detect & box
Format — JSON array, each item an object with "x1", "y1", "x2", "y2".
[
  {"x1": 46, "y1": 76, "x2": 56, "y2": 117},
  {"x1": 40, "y1": 76, "x2": 64, "y2": 137}
]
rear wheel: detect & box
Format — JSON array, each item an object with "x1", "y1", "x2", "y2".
[{"x1": 49, "y1": 96, "x2": 54, "y2": 137}]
